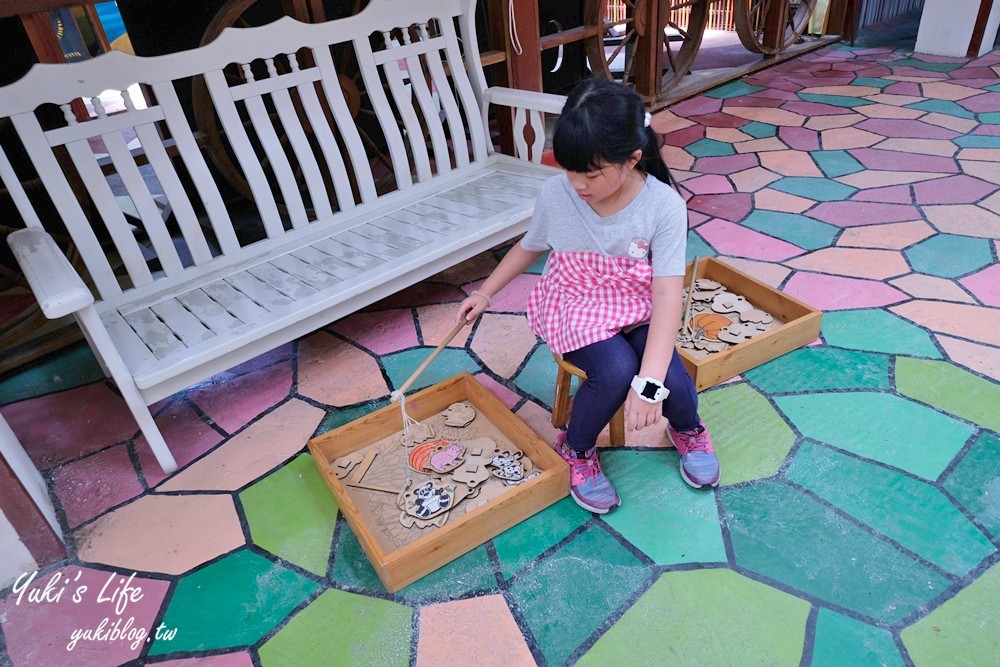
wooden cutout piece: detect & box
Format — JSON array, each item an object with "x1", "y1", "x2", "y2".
[
  {"x1": 332, "y1": 451, "x2": 364, "y2": 479},
  {"x1": 504, "y1": 470, "x2": 541, "y2": 486},
  {"x1": 346, "y1": 450, "x2": 377, "y2": 485},
  {"x1": 442, "y1": 402, "x2": 476, "y2": 427},
  {"x1": 399, "y1": 422, "x2": 436, "y2": 447},
  {"x1": 408, "y1": 438, "x2": 456, "y2": 473},
  {"x1": 711, "y1": 293, "x2": 749, "y2": 314},
  {"x1": 426, "y1": 442, "x2": 466, "y2": 474},
  {"x1": 401, "y1": 479, "x2": 456, "y2": 520},
  {"x1": 717, "y1": 322, "x2": 756, "y2": 344},
  {"x1": 450, "y1": 461, "x2": 491, "y2": 488},
  {"x1": 488, "y1": 450, "x2": 525, "y2": 481},
  {"x1": 739, "y1": 308, "x2": 773, "y2": 324}
]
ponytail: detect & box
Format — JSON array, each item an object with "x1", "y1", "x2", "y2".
[{"x1": 640, "y1": 126, "x2": 676, "y2": 189}]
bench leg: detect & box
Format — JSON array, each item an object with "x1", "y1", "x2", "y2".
[
  {"x1": 77, "y1": 308, "x2": 178, "y2": 474},
  {"x1": 551, "y1": 367, "x2": 573, "y2": 430}
]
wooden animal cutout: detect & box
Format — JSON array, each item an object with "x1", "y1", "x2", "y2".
[
  {"x1": 408, "y1": 438, "x2": 457, "y2": 473},
  {"x1": 488, "y1": 450, "x2": 525, "y2": 481},
  {"x1": 690, "y1": 313, "x2": 733, "y2": 341},
  {"x1": 399, "y1": 422, "x2": 436, "y2": 447},
  {"x1": 442, "y1": 402, "x2": 476, "y2": 427},
  {"x1": 504, "y1": 470, "x2": 541, "y2": 487},
  {"x1": 426, "y1": 442, "x2": 466, "y2": 474},
  {"x1": 400, "y1": 480, "x2": 455, "y2": 520}
]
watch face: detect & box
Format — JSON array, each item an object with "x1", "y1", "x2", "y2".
[{"x1": 641, "y1": 381, "x2": 659, "y2": 400}]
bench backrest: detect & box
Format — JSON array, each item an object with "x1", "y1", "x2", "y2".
[{"x1": 0, "y1": 0, "x2": 491, "y2": 305}]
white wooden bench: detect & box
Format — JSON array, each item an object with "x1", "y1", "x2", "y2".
[{"x1": 0, "y1": 0, "x2": 565, "y2": 474}]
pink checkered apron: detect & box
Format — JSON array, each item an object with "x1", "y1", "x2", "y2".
[{"x1": 526, "y1": 251, "x2": 653, "y2": 355}]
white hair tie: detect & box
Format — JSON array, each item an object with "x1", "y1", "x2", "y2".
[{"x1": 644, "y1": 112, "x2": 652, "y2": 128}]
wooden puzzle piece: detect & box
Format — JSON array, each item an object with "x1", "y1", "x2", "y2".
[
  {"x1": 401, "y1": 479, "x2": 456, "y2": 519},
  {"x1": 695, "y1": 278, "x2": 722, "y2": 290},
  {"x1": 450, "y1": 461, "x2": 491, "y2": 488},
  {"x1": 408, "y1": 438, "x2": 456, "y2": 473},
  {"x1": 739, "y1": 308, "x2": 774, "y2": 325},
  {"x1": 332, "y1": 451, "x2": 364, "y2": 479},
  {"x1": 488, "y1": 450, "x2": 525, "y2": 481},
  {"x1": 426, "y1": 442, "x2": 466, "y2": 474},
  {"x1": 442, "y1": 402, "x2": 476, "y2": 427},
  {"x1": 504, "y1": 470, "x2": 541, "y2": 487},
  {"x1": 717, "y1": 322, "x2": 757, "y2": 344},
  {"x1": 690, "y1": 313, "x2": 735, "y2": 341},
  {"x1": 465, "y1": 478, "x2": 510, "y2": 510},
  {"x1": 346, "y1": 450, "x2": 377, "y2": 485},
  {"x1": 711, "y1": 293, "x2": 749, "y2": 315},
  {"x1": 399, "y1": 422, "x2": 436, "y2": 447},
  {"x1": 399, "y1": 512, "x2": 449, "y2": 529}
]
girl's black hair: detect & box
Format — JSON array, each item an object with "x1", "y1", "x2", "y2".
[{"x1": 552, "y1": 77, "x2": 675, "y2": 187}]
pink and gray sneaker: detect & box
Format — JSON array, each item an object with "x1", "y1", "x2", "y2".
[
  {"x1": 554, "y1": 432, "x2": 621, "y2": 514},
  {"x1": 667, "y1": 420, "x2": 721, "y2": 488}
]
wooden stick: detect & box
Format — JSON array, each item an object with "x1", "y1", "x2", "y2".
[
  {"x1": 681, "y1": 256, "x2": 700, "y2": 336},
  {"x1": 392, "y1": 320, "x2": 468, "y2": 398}
]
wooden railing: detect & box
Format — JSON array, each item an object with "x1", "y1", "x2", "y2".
[{"x1": 607, "y1": 0, "x2": 738, "y2": 32}]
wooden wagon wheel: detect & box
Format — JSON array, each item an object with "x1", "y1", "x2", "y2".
[
  {"x1": 582, "y1": 0, "x2": 710, "y2": 95},
  {"x1": 191, "y1": 0, "x2": 405, "y2": 213},
  {"x1": 733, "y1": 0, "x2": 818, "y2": 55}
]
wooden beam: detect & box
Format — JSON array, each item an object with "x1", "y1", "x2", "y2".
[
  {"x1": 634, "y1": 0, "x2": 661, "y2": 102},
  {"x1": 967, "y1": 0, "x2": 996, "y2": 57}
]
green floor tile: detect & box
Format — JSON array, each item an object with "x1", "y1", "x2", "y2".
[
  {"x1": 686, "y1": 232, "x2": 716, "y2": 261},
  {"x1": 315, "y1": 398, "x2": 390, "y2": 437},
  {"x1": 904, "y1": 234, "x2": 993, "y2": 279},
  {"x1": 513, "y1": 344, "x2": 557, "y2": 407},
  {"x1": 816, "y1": 150, "x2": 865, "y2": 178},
  {"x1": 0, "y1": 343, "x2": 105, "y2": 405},
  {"x1": 259, "y1": 589, "x2": 412, "y2": 667},
  {"x1": 770, "y1": 176, "x2": 858, "y2": 202},
  {"x1": 492, "y1": 497, "x2": 591, "y2": 580},
  {"x1": 942, "y1": 431, "x2": 1000, "y2": 537},
  {"x1": 798, "y1": 93, "x2": 876, "y2": 108},
  {"x1": 980, "y1": 112, "x2": 1000, "y2": 125},
  {"x1": 896, "y1": 358, "x2": 1000, "y2": 435},
  {"x1": 601, "y1": 450, "x2": 726, "y2": 564},
  {"x1": 851, "y1": 77, "x2": 895, "y2": 88},
  {"x1": 241, "y1": 455, "x2": 339, "y2": 578},
  {"x1": 383, "y1": 348, "x2": 481, "y2": 393},
  {"x1": 579, "y1": 569, "x2": 810, "y2": 666},
  {"x1": 150, "y1": 549, "x2": 321, "y2": 654},
  {"x1": 723, "y1": 481, "x2": 952, "y2": 623},
  {"x1": 774, "y1": 392, "x2": 973, "y2": 480},
  {"x1": 330, "y1": 523, "x2": 496, "y2": 600},
  {"x1": 889, "y1": 58, "x2": 963, "y2": 72},
  {"x1": 822, "y1": 310, "x2": 942, "y2": 359},
  {"x1": 687, "y1": 138, "x2": 737, "y2": 157},
  {"x1": 742, "y1": 210, "x2": 839, "y2": 251},
  {"x1": 811, "y1": 609, "x2": 904, "y2": 667},
  {"x1": 901, "y1": 564, "x2": 1000, "y2": 666},
  {"x1": 904, "y1": 100, "x2": 976, "y2": 119},
  {"x1": 507, "y1": 524, "x2": 651, "y2": 666},
  {"x1": 741, "y1": 121, "x2": 778, "y2": 138},
  {"x1": 705, "y1": 80, "x2": 765, "y2": 98},
  {"x1": 700, "y1": 382, "x2": 796, "y2": 485},
  {"x1": 745, "y1": 347, "x2": 891, "y2": 393},
  {"x1": 954, "y1": 135, "x2": 1000, "y2": 149},
  {"x1": 787, "y1": 441, "x2": 995, "y2": 576}
]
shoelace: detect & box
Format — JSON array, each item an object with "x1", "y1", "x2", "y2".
[
  {"x1": 566, "y1": 451, "x2": 601, "y2": 482},
  {"x1": 679, "y1": 428, "x2": 710, "y2": 453}
]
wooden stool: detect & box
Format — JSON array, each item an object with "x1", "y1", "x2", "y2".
[{"x1": 551, "y1": 354, "x2": 626, "y2": 447}]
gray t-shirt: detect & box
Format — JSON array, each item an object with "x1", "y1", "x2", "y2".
[{"x1": 520, "y1": 173, "x2": 688, "y2": 277}]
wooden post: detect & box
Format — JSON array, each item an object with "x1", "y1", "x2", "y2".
[
  {"x1": 634, "y1": 0, "x2": 661, "y2": 103},
  {"x1": 761, "y1": 0, "x2": 789, "y2": 54},
  {"x1": 488, "y1": 0, "x2": 542, "y2": 156}
]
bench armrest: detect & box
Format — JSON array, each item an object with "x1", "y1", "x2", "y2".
[
  {"x1": 484, "y1": 87, "x2": 567, "y2": 115},
  {"x1": 8, "y1": 227, "x2": 94, "y2": 319}
]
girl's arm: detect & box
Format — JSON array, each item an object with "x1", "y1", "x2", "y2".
[
  {"x1": 625, "y1": 274, "x2": 684, "y2": 430},
  {"x1": 455, "y1": 241, "x2": 544, "y2": 324}
]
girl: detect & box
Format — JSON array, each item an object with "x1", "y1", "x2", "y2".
[{"x1": 456, "y1": 78, "x2": 719, "y2": 514}]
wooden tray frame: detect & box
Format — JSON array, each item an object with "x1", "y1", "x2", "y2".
[
  {"x1": 679, "y1": 257, "x2": 822, "y2": 392},
  {"x1": 308, "y1": 372, "x2": 569, "y2": 593}
]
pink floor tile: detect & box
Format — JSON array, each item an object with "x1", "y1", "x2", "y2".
[
  {"x1": 330, "y1": 309, "x2": 419, "y2": 355},
  {"x1": 723, "y1": 106, "x2": 807, "y2": 127},
  {"x1": 780, "y1": 101, "x2": 853, "y2": 117},
  {"x1": 471, "y1": 313, "x2": 540, "y2": 379},
  {"x1": 851, "y1": 148, "x2": 958, "y2": 173},
  {"x1": 203, "y1": 344, "x2": 293, "y2": 385},
  {"x1": 157, "y1": 399, "x2": 324, "y2": 492},
  {"x1": 698, "y1": 219, "x2": 804, "y2": 262},
  {"x1": 960, "y1": 264, "x2": 1000, "y2": 307},
  {"x1": 297, "y1": 332, "x2": 387, "y2": 406},
  {"x1": 850, "y1": 184, "x2": 913, "y2": 204},
  {"x1": 809, "y1": 201, "x2": 923, "y2": 227},
  {"x1": 936, "y1": 335, "x2": 1000, "y2": 384},
  {"x1": 958, "y1": 91, "x2": 1000, "y2": 113},
  {"x1": 759, "y1": 151, "x2": 823, "y2": 177},
  {"x1": 785, "y1": 272, "x2": 909, "y2": 311},
  {"x1": 856, "y1": 118, "x2": 960, "y2": 139},
  {"x1": 687, "y1": 193, "x2": 752, "y2": 222},
  {"x1": 76, "y1": 494, "x2": 245, "y2": 575},
  {"x1": 754, "y1": 189, "x2": 814, "y2": 214},
  {"x1": 892, "y1": 301, "x2": 1000, "y2": 347},
  {"x1": 664, "y1": 124, "x2": 706, "y2": 148},
  {"x1": 889, "y1": 274, "x2": 978, "y2": 304},
  {"x1": 715, "y1": 256, "x2": 792, "y2": 287},
  {"x1": 924, "y1": 204, "x2": 1000, "y2": 238},
  {"x1": 838, "y1": 220, "x2": 934, "y2": 250},
  {"x1": 154, "y1": 652, "x2": 254, "y2": 667},
  {"x1": 920, "y1": 81, "x2": 983, "y2": 100},
  {"x1": 683, "y1": 174, "x2": 735, "y2": 195},
  {"x1": 913, "y1": 174, "x2": 997, "y2": 205},
  {"x1": 189, "y1": 360, "x2": 292, "y2": 435},
  {"x1": 51, "y1": 444, "x2": 143, "y2": 529},
  {"x1": 416, "y1": 595, "x2": 535, "y2": 667},
  {"x1": 416, "y1": 303, "x2": 473, "y2": 348},
  {"x1": 876, "y1": 138, "x2": 958, "y2": 158},
  {"x1": 466, "y1": 273, "x2": 539, "y2": 315},
  {"x1": 730, "y1": 166, "x2": 782, "y2": 192},
  {"x1": 691, "y1": 153, "x2": 759, "y2": 175},
  {"x1": 474, "y1": 373, "x2": 520, "y2": 409},
  {"x1": 690, "y1": 112, "x2": 749, "y2": 128},
  {"x1": 786, "y1": 247, "x2": 911, "y2": 281},
  {"x1": 1, "y1": 384, "x2": 138, "y2": 470},
  {"x1": 777, "y1": 126, "x2": 821, "y2": 151},
  {"x1": 0, "y1": 566, "x2": 169, "y2": 666},
  {"x1": 670, "y1": 96, "x2": 723, "y2": 117},
  {"x1": 137, "y1": 401, "x2": 226, "y2": 488}
]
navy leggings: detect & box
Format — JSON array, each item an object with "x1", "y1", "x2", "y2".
[{"x1": 562, "y1": 324, "x2": 700, "y2": 452}]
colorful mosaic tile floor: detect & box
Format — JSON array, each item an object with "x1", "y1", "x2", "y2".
[{"x1": 2, "y1": 23, "x2": 1000, "y2": 667}]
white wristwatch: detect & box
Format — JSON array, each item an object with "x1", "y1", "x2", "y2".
[{"x1": 631, "y1": 376, "x2": 669, "y2": 403}]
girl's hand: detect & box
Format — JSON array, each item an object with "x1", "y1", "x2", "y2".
[
  {"x1": 624, "y1": 390, "x2": 663, "y2": 431},
  {"x1": 455, "y1": 291, "x2": 491, "y2": 325}
]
